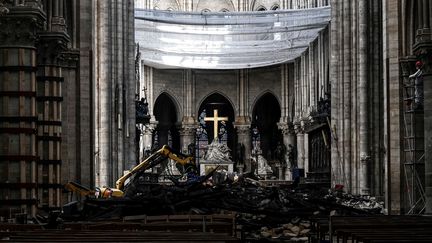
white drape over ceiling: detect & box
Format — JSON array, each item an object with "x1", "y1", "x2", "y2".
[{"x1": 135, "y1": 6, "x2": 331, "y2": 69}]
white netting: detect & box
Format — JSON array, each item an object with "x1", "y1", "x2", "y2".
[{"x1": 135, "y1": 6, "x2": 330, "y2": 69}]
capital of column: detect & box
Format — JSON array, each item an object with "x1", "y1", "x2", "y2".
[
  {"x1": 141, "y1": 122, "x2": 157, "y2": 136},
  {"x1": 293, "y1": 120, "x2": 303, "y2": 134},
  {"x1": 300, "y1": 117, "x2": 311, "y2": 133},
  {"x1": 0, "y1": 6, "x2": 46, "y2": 47},
  {"x1": 415, "y1": 28, "x2": 431, "y2": 47},
  {"x1": 277, "y1": 122, "x2": 295, "y2": 136},
  {"x1": 234, "y1": 123, "x2": 251, "y2": 136},
  {"x1": 179, "y1": 124, "x2": 197, "y2": 137},
  {"x1": 37, "y1": 31, "x2": 70, "y2": 65}
]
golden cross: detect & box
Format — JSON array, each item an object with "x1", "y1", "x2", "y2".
[{"x1": 204, "y1": 109, "x2": 229, "y2": 139}]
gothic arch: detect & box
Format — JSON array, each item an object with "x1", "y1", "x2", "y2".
[
  {"x1": 250, "y1": 0, "x2": 281, "y2": 11},
  {"x1": 197, "y1": 91, "x2": 236, "y2": 116},
  {"x1": 154, "y1": 0, "x2": 180, "y2": 11},
  {"x1": 250, "y1": 90, "x2": 281, "y2": 116},
  {"x1": 271, "y1": 4, "x2": 280, "y2": 10},
  {"x1": 154, "y1": 91, "x2": 182, "y2": 120},
  {"x1": 251, "y1": 92, "x2": 282, "y2": 161},
  {"x1": 197, "y1": 92, "x2": 236, "y2": 151},
  {"x1": 195, "y1": 0, "x2": 235, "y2": 12},
  {"x1": 153, "y1": 92, "x2": 181, "y2": 150}
]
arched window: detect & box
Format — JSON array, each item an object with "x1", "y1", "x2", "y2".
[
  {"x1": 271, "y1": 5, "x2": 280, "y2": 10},
  {"x1": 256, "y1": 6, "x2": 267, "y2": 11},
  {"x1": 167, "y1": 7, "x2": 174, "y2": 11},
  {"x1": 220, "y1": 8, "x2": 229, "y2": 12},
  {"x1": 201, "y1": 8, "x2": 211, "y2": 13}
]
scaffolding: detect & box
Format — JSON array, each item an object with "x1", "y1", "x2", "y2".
[{"x1": 402, "y1": 76, "x2": 426, "y2": 214}]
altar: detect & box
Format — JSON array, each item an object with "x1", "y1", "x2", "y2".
[
  {"x1": 197, "y1": 109, "x2": 234, "y2": 175},
  {"x1": 199, "y1": 139, "x2": 234, "y2": 175}
]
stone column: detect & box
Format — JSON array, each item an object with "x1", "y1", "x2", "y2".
[
  {"x1": 180, "y1": 68, "x2": 196, "y2": 153},
  {"x1": 60, "y1": 50, "x2": 79, "y2": 203},
  {"x1": 358, "y1": 0, "x2": 371, "y2": 195},
  {"x1": 179, "y1": 123, "x2": 196, "y2": 154},
  {"x1": 235, "y1": 123, "x2": 251, "y2": 172},
  {"x1": 278, "y1": 122, "x2": 296, "y2": 180},
  {"x1": 36, "y1": 32, "x2": 69, "y2": 210},
  {"x1": 0, "y1": 3, "x2": 45, "y2": 217},
  {"x1": 294, "y1": 122, "x2": 305, "y2": 169},
  {"x1": 139, "y1": 122, "x2": 156, "y2": 161},
  {"x1": 94, "y1": 0, "x2": 136, "y2": 187}
]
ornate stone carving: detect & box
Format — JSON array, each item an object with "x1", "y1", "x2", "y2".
[
  {"x1": 179, "y1": 124, "x2": 196, "y2": 136},
  {"x1": 37, "y1": 32, "x2": 70, "y2": 65},
  {"x1": 293, "y1": 120, "x2": 303, "y2": 134},
  {"x1": 0, "y1": 8, "x2": 45, "y2": 47},
  {"x1": 51, "y1": 16, "x2": 66, "y2": 33},
  {"x1": 60, "y1": 49, "x2": 79, "y2": 68},
  {"x1": 234, "y1": 124, "x2": 250, "y2": 136},
  {"x1": 277, "y1": 122, "x2": 295, "y2": 136}
]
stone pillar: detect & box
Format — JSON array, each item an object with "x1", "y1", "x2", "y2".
[
  {"x1": 60, "y1": 50, "x2": 79, "y2": 203},
  {"x1": 94, "y1": 0, "x2": 136, "y2": 187},
  {"x1": 139, "y1": 122, "x2": 156, "y2": 161},
  {"x1": 36, "y1": 32, "x2": 69, "y2": 210},
  {"x1": 0, "y1": 3, "x2": 45, "y2": 217},
  {"x1": 235, "y1": 123, "x2": 251, "y2": 172},
  {"x1": 358, "y1": 0, "x2": 371, "y2": 195},
  {"x1": 278, "y1": 122, "x2": 296, "y2": 180},
  {"x1": 294, "y1": 121, "x2": 305, "y2": 169},
  {"x1": 179, "y1": 122, "x2": 196, "y2": 154}
]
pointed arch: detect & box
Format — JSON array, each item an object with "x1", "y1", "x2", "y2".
[
  {"x1": 195, "y1": 0, "x2": 235, "y2": 12},
  {"x1": 153, "y1": 92, "x2": 181, "y2": 150},
  {"x1": 154, "y1": 0, "x2": 180, "y2": 11},
  {"x1": 197, "y1": 92, "x2": 236, "y2": 150},
  {"x1": 197, "y1": 91, "x2": 236, "y2": 116},
  {"x1": 250, "y1": 90, "x2": 281, "y2": 115},
  {"x1": 271, "y1": 4, "x2": 280, "y2": 10},
  {"x1": 154, "y1": 91, "x2": 182, "y2": 120},
  {"x1": 251, "y1": 92, "x2": 282, "y2": 161}
]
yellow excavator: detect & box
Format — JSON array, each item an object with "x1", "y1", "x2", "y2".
[{"x1": 65, "y1": 145, "x2": 195, "y2": 198}]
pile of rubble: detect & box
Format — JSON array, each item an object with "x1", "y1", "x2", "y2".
[
  {"x1": 63, "y1": 173, "x2": 384, "y2": 241},
  {"x1": 241, "y1": 215, "x2": 312, "y2": 242},
  {"x1": 323, "y1": 190, "x2": 384, "y2": 214}
]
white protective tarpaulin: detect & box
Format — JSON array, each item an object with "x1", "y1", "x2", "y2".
[{"x1": 135, "y1": 6, "x2": 331, "y2": 69}]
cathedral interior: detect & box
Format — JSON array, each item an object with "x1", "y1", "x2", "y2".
[{"x1": 0, "y1": 0, "x2": 432, "y2": 242}]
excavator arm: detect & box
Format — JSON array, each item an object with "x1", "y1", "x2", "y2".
[{"x1": 115, "y1": 145, "x2": 194, "y2": 191}]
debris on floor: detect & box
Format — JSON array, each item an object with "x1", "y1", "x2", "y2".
[{"x1": 58, "y1": 172, "x2": 383, "y2": 242}]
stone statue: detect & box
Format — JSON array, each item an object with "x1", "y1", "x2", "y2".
[
  {"x1": 136, "y1": 97, "x2": 149, "y2": 119},
  {"x1": 253, "y1": 149, "x2": 272, "y2": 176},
  {"x1": 287, "y1": 144, "x2": 297, "y2": 168},
  {"x1": 236, "y1": 143, "x2": 244, "y2": 165},
  {"x1": 274, "y1": 142, "x2": 286, "y2": 165},
  {"x1": 204, "y1": 139, "x2": 232, "y2": 162},
  {"x1": 198, "y1": 109, "x2": 207, "y2": 129},
  {"x1": 218, "y1": 120, "x2": 227, "y2": 140}
]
